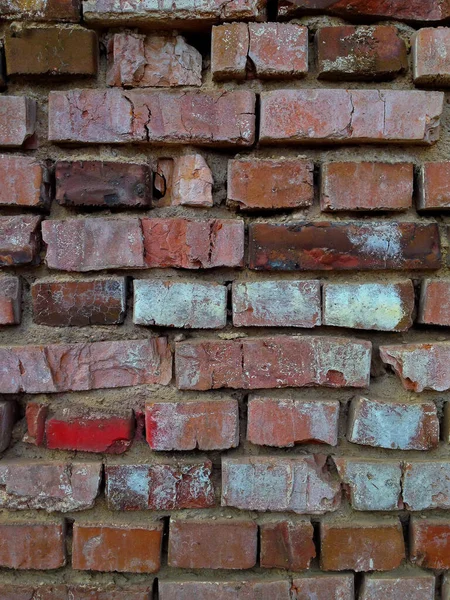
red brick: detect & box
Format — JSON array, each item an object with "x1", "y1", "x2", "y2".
[
  {"x1": 168, "y1": 518, "x2": 257, "y2": 569},
  {"x1": 42, "y1": 218, "x2": 144, "y2": 271},
  {"x1": 0, "y1": 399, "x2": 15, "y2": 452},
  {"x1": 260, "y1": 519, "x2": 315, "y2": 570},
  {"x1": 176, "y1": 335, "x2": 371, "y2": 390},
  {"x1": 260, "y1": 89, "x2": 443, "y2": 145},
  {"x1": 82, "y1": 0, "x2": 266, "y2": 26},
  {"x1": 0, "y1": 155, "x2": 49, "y2": 208},
  {"x1": 320, "y1": 162, "x2": 413, "y2": 212},
  {"x1": 23, "y1": 401, "x2": 47, "y2": 446},
  {"x1": 171, "y1": 154, "x2": 213, "y2": 207},
  {"x1": 277, "y1": 0, "x2": 450, "y2": 22},
  {"x1": 48, "y1": 89, "x2": 256, "y2": 146},
  {"x1": 0, "y1": 96, "x2": 36, "y2": 146},
  {"x1": 46, "y1": 407, "x2": 134, "y2": 453},
  {"x1": 146, "y1": 398, "x2": 238, "y2": 450},
  {"x1": 0, "y1": 460, "x2": 101, "y2": 512},
  {"x1": 228, "y1": 158, "x2": 313, "y2": 211},
  {"x1": 0, "y1": 338, "x2": 172, "y2": 393},
  {"x1": 5, "y1": 26, "x2": 97, "y2": 76},
  {"x1": 418, "y1": 162, "x2": 450, "y2": 210},
  {"x1": 316, "y1": 26, "x2": 407, "y2": 80},
  {"x1": 105, "y1": 461, "x2": 215, "y2": 510},
  {"x1": 0, "y1": 276, "x2": 21, "y2": 325},
  {"x1": 249, "y1": 222, "x2": 441, "y2": 271},
  {"x1": 334, "y1": 458, "x2": 402, "y2": 511},
  {"x1": 359, "y1": 574, "x2": 435, "y2": 600},
  {"x1": 69, "y1": 586, "x2": 152, "y2": 600},
  {"x1": 55, "y1": 161, "x2": 152, "y2": 208},
  {"x1": 247, "y1": 397, "x2": 339, "y2": 446},
  {"x1": 412, "y1": 28, "x2": 450, "y2": 86},
  {"x1": 322, "y1": 281, "x2": 415, "y2": 331},
  {"x1": 107, "y1": 32, "x2": 202, "y2": 87},
  {"x1": 291, "y1": 575, "x2": 354, "y2": 600},
  {"x1": 380, "y1": 342, "x2": 450, "y2": 392},
  {"x1": 0, "y1": 521, "x2": 65, "y2": 569},
  {"x1": 159, "y1": 580, "x2": 291, "y2": 600},
  {"x1": 403, "y1": 461, "x2": 450, "y2": 510},
  {"x1": 320, "y1": 520, "x2": 405, "y2": 571},
  {"x1": 348, "y1": 397, "x2": 439, "y2": 450},
  {"x1": 142, "y1": 218, "x2": 244, "y2": 269},
  {"x1": 410, "y1": 518, "x2": 450, "y2": 569},
  {"x1": 32, "y1": 278, "x2": 126, "y2": 326},
  {"x1": 222, "y1": 455, "x2": 341, "y2": 514},
  {"x1": 0, "y1": 215, "x2": 41, "y2": 266},
  {"x1": 0, "y1": 0, "x2": 80, "y2": 21},
  {"x1": 0, "y1": 586, "x2": 36, "y2": 600},
  {"x1": 232, "y1": 280, "x2": 320, "y2": 327},
  {"x1": 72, "y1": 522, "x2": 163, "y2": 573},
  {"x1": 212, "y1": 23, "x2": 308, "y2": 80}
]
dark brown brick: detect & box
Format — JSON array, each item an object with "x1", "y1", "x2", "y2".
[
  {"x1": 55, "y1": 161, "x2": 152, "y2": 208},
  {"x1": 32, "y1": 278, "x2": 126, "y2": 326},
  {"x1": 249, "y1": 222, "x2": 441, "y2": 271},
  {"x1": 5, "y1": 26, "x2": 98, "y2": 76}
]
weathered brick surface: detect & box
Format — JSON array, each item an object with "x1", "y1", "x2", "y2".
[
  {"x1": 0, "y1": 276, "x2": 21, "y2": 324},
  {"x1": 380, "y1": 342, "x2": 450, "y2": 392},
  {"x1": 168, "y1": 518, "x2": 257, "y2": 569},
  {"x1": 403, "y1": 461, "x2": 450, "y2": 510},
  {"x1": 359, "y1": 574, "x2": 435, "y2": 600},
  {"x1": 0, "y1": 215, "x2": 41, "y2": 266},
  {"x1": 228, "y1": 158, "x2": 313, "y2": 211},
  {"x1": 5, "y1": 26, "x2": 98, "y2": 75},
  {"x1": 46, "y1": 408, "x2": 134, "y2": 453},
  {"x1": 42, "y1": 218, "x2": 145, "y2": 271},
  {"x1": 260, "y1": 520, "x2": 315, "y2": 570},
  {"x1": 348, "y1": 397, "x2": 439, "y2": 450},
  {"x1": 23, "y1": 401, "x2": 47, "y2": 446},
  {"x1": 291, "y1": 575, "x2": 354, "y2": 600},
  {"x1": 222, "y1": 455, "x2": 341, "y2": 514},
  {"x1": 0, "y1": 338, "x2": 172, "y2": 393},
  {"x1": 320, "y1": 521, "x2": 405, "y2": 571},
  {"x1": 133, "y1": 280, "x2": 227, "y2": 328},
  {"x1": 249, "y1": 222, "x2": 441, "y2": 271},
  {"x1": 171, "y1": 154, "x2": 213, "y2": 206},
  {"x1": 159, "y1": 580, "x2": 291, "y2": 600},
  {"x1": 105, "y1": 461, "x2": 215, "y2": 510},
  {"x1": 0, "y1": 399, "x2": 15, "y2": 452},
  {"x1": 55, "y1": 161, "x2": 152, "y2": 208},
  {"x1": 412, "y1": 28, "x2": 450, "y2": 86},
  {"x1": 247, "y1": 397, "x2": 339, "y2": 446},
  {"x1": 146, "y1": 399, "x2": 239, "y2": 450},
  {"x1": 418, "y1": 162, "x2": 450, "y2": 210},
  {"x1": 260, "y1": 89, "x2": 444, "y2": 145},
  {"x1": 176, "y1": 335, "x2": 371, "y2": 390},
  {"x1": 316, "y1": 26, "x2": 407, "y2": 80},
  {"x1": 0, "y1": 96, "x2": 37, "y2": 146},
  {"x1": 0, "y1": 460, "x2": 101, "y2": 511},
  {"x1": 142, "y1": 218, "x2": 244, "y2": 268},
  {"x1": 0, "y1": 521, "x2": 66, "y2": 569},
  {"x1": 107, "y1": 32, "x2": 202, "y2": 87},
  {"x1": 410, "y1": 518, "x2": 450, "y2": 569},
  {"x1": 320, "y1": 162, "x2": 413, "y2": 212},
  {"x1": 32, "y1": 278, "x2": 126, "y2": 326},
  {"x1": 72, "y1": 522, "x2": 163, "y2": 573},
  {"x1": 322, "y1": 281, "x2": 415, "y2": 331},
  {"x1": 232, "y1": 280, "x2": 321, "y2": 327},
  {"x1": 0, "y1": 0, "x2": 80, "y2": 21},
  {"x1": 0, "y1": 155, "x2": 49, "y2": 208},
  {"x1": 48, "y1": 90, "x2": 256, "y2": 146}
]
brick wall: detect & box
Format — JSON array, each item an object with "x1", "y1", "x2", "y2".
[{"x1": 1, "y1": 1, "x2": 450, "y2": 598}]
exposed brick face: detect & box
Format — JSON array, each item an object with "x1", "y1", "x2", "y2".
[{"x1": 3, "y1": 1, "x2": 450, "y2": 594}]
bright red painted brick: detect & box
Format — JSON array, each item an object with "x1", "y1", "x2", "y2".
[
  {"x1": 48, "y1": 89, "x2": 255, "y2": 146},
  {"x1": 0, "y1": 215, "x2": 41, "y2": 266},
  {"x1": 176, "y1": 335, "x2": 371, "y2": 390},
  {"x1": 142, "y1": 218, "x2": 244, "y2": 268},
  {"x1": 260, "y1": 519, "x2": 315, "y2": 570},
  {"x1": 0, "y1": 521, "x2": 66, "y2": 569},
  {"x1": 72, "y1": 522, "x2": 163, "y2": 573},
  {"x1": 168, "y1": 518, "x2": 257, "y2": 569},
  {"x1": 260, "y1": 89, "x2": 443, "y2": 145},
  {"x1": 320, "y1": 162, "x2": 413, "y2": 211},
  {"x1": 146, "y1": 399, "x2": 239, "y2": 450},
  {"x1": 247, "y1": 396, "x2": 339, "y2": 446},
  {"x1": 46, "y1": 408, "x2": 135, "y2": 453}
]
